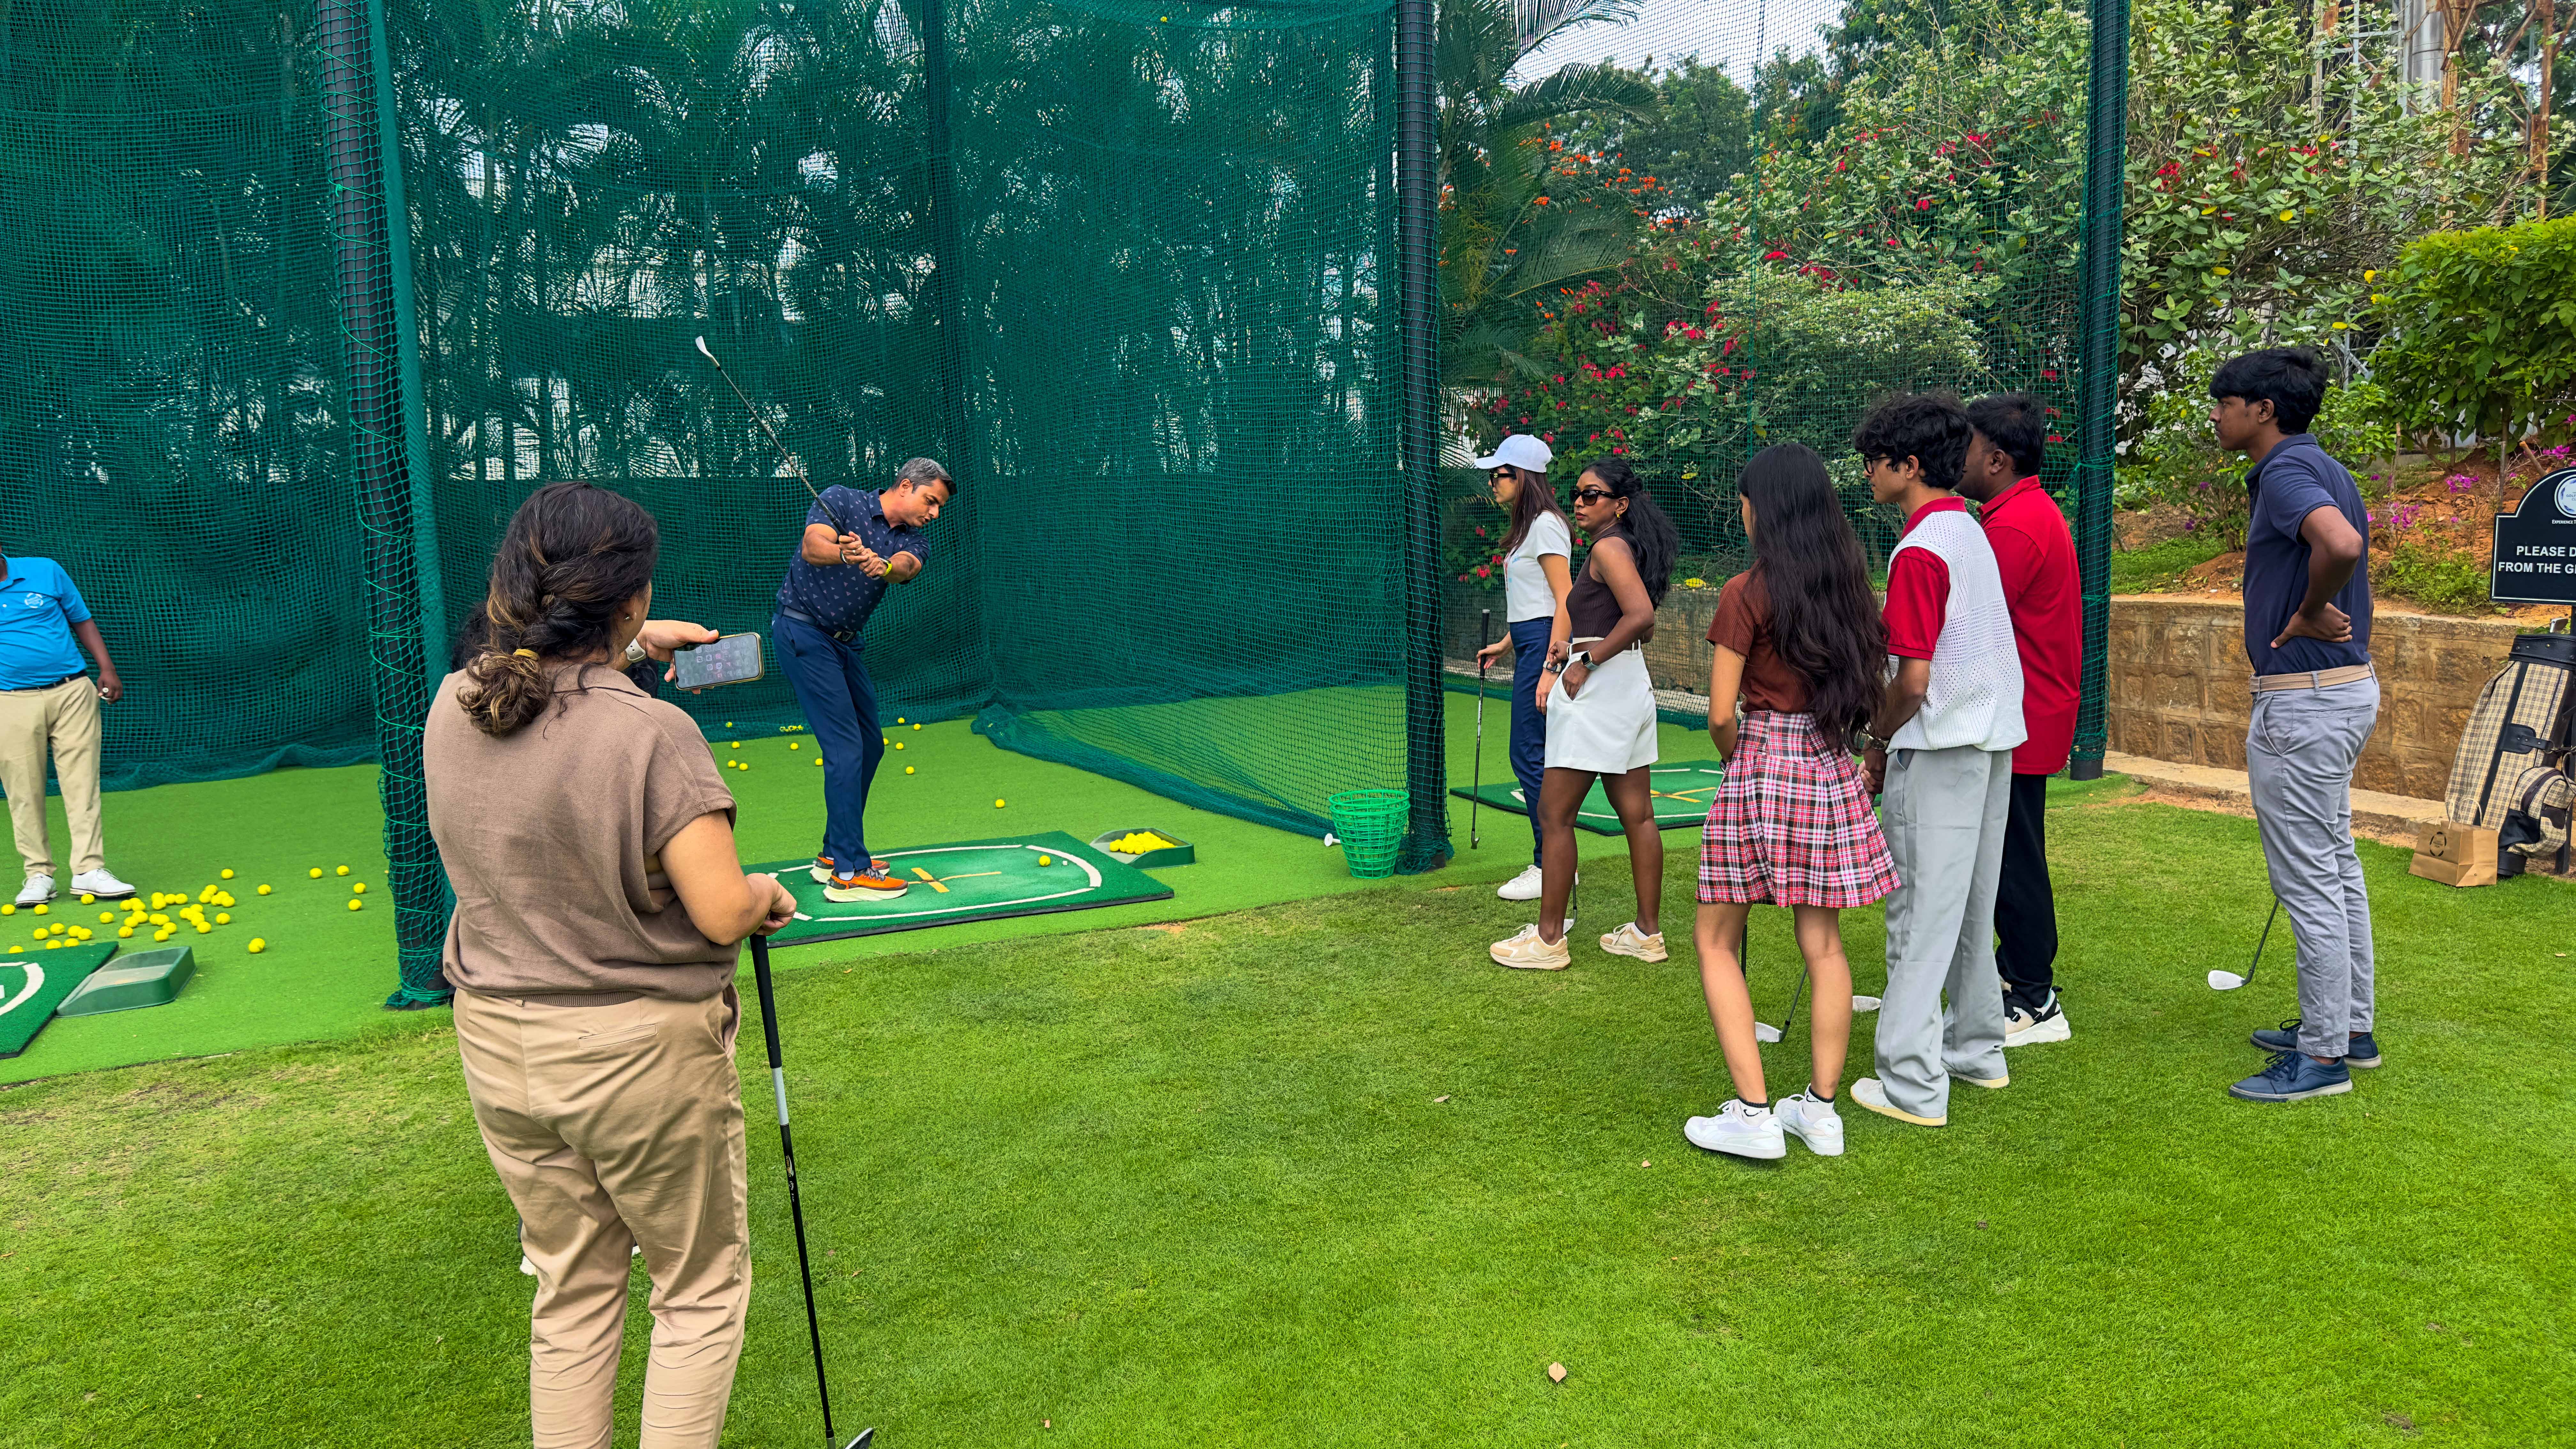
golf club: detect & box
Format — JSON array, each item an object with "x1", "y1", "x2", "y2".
[
  {"x1": 2208, "y1": 897, "x2": 2281, "y2": 992},
  {"x1": 693, "y1": 335, "x2": 853, "y2": 538},
  {"x1": 1470, "y1": 609, "x2": 1491, "y2": 850},
  {"x1": 1744, "y1": 924, "x2": 1785, "y2": 1043},
  {"x1": 748, "y1": 933, "x2": 874, "y2": 1449}
]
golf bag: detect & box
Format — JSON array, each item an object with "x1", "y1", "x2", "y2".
[
  {"x1": 2497, "y1": 760, "x2": 2573, "y2": 877},
  {"x1": 2443, "y1": 627, "x2": 2576, "y2": 876}
]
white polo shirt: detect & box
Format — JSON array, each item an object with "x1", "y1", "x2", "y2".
[{"x1": 1503, "y1": 513, "x2": 1572, "y2": 623}]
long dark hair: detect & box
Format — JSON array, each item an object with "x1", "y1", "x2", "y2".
[
  {"x1": 1736, "y1": 444, "x2": 1886, "y2": 752},
  {"x1": 1576, "y1": 458, "x2": 1679, "y2": 607},
  {"x1": 1496, "y1": 464, "x2": 1568, "y2": 557},
  {"x1": 456, "y1": 481, "x2": 661, "y2": 738}
]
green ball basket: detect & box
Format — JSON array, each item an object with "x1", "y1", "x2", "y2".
[{"x1": 1327, "y1": 789, "x2": 1409, "y2": 879}]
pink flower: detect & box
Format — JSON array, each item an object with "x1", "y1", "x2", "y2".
[
  {"x1": 1475, "y1": 566, "x2": 1491, "y2": 579},
  {"x1": 1762, "y1": 249, "x2": 1789, "y2": 261},
  {"x1": 1474, "y1": 525, "x2": 1487, "y2": 537}
]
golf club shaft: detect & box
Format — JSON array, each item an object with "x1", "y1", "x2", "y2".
[
  {"x1": 1471, "y1": 609, "x2": 1491, "y2": 849},
  {"x1": 750, "y1": 934, "x2": 839, "y2": 1447},
  {"x1": 1779, "y1": 965, "x2": 1808, "y2": 1035},
  {"x1": 695, "y1": 338, "x2": 851, "y2": 537},
  {"x1": 2247, "y1": 897, "x2": 2280, "y2": 986}
]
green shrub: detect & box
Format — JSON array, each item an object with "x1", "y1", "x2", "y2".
[
  {"x1": 2369, "y1": 214, "x2": 2576, "y2": 452},
  {"x1": 2375, "y1": 539, "x2": 2491, "y2": 613}
]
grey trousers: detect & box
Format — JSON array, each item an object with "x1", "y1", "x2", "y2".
[
  {"x1": 1875, "y1": 743, "x2": 2013, "y2": 1120},
  {"x1": 2245, "y1": 675, "x2": 2379, "y2": 1060}
]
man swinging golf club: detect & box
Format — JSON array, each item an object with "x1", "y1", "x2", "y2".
[{"x1": 773, "y1": 456, "x2": 954, "y2": 902}]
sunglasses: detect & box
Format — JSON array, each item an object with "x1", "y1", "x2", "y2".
[{"x1": 1573, "y1": 487, "x2": 1616, "y2": 503}]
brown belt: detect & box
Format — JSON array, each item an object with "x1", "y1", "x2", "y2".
[{"x1": 2251, "y1": 662, "x2": 2374, "y2": 693}]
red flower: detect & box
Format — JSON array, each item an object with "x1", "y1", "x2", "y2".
[
  {"x1": 2040, "y1": 368, "x2": 2059, "y2": 381},
  {"x1": 1610, "y1": 446, "x2": 1625, "y2": 455},
  {"x1": 1474, "y1": 525, "x2": 1487, "y2": 537},
  {"x1": 1916, "y1": 197, "x2": 1933, "y2": 211},
  {"x1": 1475, "y1": 566, "x2": 1491, "y2": 579},
  {"x1": 2045, "y1": 434, "x2": 2064, "y2": 444},
  {"x1": 1762, "y1": 249, "x2": 1789, "y2": 261}
]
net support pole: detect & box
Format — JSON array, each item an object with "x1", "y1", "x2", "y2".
[
  {"x1": 367, "y1": 0, "x2": 447, "y2": 681},
  {"x1": 2068, "y1": 0, "x2": 2130, "y2": 782},
  {"x1": 923, "y1": 0, "x2": 969, "y2": 482},
  {"x1": 1393, "y1": 0, "x2": 1450, "y2": 871},
  {"x1": 319, "y1": 0, "x2": 453, "y2": 1008}
]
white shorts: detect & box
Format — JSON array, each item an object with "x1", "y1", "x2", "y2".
[{"x1": 1544, "y1": 646, "x2": 1658, "y2": 775}]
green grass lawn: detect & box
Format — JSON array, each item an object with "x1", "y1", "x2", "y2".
[
  {"x1": 2111, "y1": 532, "x2": 2234, "y2": 594},
  {"x1": 2, "y1": 791, "x2": 2567, "y2": 1447}
]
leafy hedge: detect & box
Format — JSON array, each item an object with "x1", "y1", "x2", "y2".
[{"x1": 2369, "y1": 215, "x2": 2576, "y2": 453}]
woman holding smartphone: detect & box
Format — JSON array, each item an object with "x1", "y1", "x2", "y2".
[
  {"x1": 1472, "y1": 434, "x2": 1575, "y2": 901},
  {"x1": 425, "y1": 480, "x2": 798, "y2": 1449}
]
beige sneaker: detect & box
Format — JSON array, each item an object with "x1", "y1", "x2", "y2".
[
  {"x1": 1490, "y1": 924, "x2": 1571, "y2": 970},
  {"x1": 1598, "y1": 921, "x2": 1668, "y2": 962}
]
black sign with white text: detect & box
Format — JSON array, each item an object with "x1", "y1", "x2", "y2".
[{"x1": 2491, "y1": 467, "x2": 2576, "y2": 605}]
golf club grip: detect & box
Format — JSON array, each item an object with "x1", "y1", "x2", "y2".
[{"x1": 752, "y1": 934, "x2": 788, "y2": 1075}]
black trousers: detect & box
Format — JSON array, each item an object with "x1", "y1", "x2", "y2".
[{"x1": 1994, "y1": 770, "x2": 2058, "y2": 1007}]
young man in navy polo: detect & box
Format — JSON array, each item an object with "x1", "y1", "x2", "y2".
[
  {"x1": 1961, "y1": 393, "x2": 2083, "y2": 1046},
  {"x1": 2209, "y1": 348, "x2": 2378, "y2": 1103},
  {"x1": 772, "y1": 457, "x2": 953, "y2": 901},
  {"x1": 0, "y1": 556, "x2": 135, "y2": 904}
]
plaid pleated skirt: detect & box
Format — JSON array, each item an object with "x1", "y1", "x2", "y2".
[{"x1": 1698, "y1": 710, "x2": 1901, "y2": 908}]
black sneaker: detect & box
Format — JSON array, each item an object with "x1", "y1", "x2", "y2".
[
  {"x1": 2228, "y1": 1049, "x2": 2352, "y2": 1102},
  {"x1": 2250, "y1": 1017, "x2": 2381, "y2": 1069},
  {"x1": 2003, "y1": 989, "x2": 2069, "y2": 1046}
]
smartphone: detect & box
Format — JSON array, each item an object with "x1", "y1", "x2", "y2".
[{"x1": 669, "y1": 632, "x2": 766, "y2": 691}]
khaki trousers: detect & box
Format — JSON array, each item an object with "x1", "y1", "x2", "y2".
[
  {"x1": 455, "y1": 985, "x2": 752, "y2": 1449},
  {"x1": 0, "y1": 676, "x2": 103, "y2": 879}
]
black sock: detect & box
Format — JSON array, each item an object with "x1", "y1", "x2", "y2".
[
  {"x1": 1742, "y1": 1096, "x2": 1769, "y2": 1110},
  {"x1": 1808, "y1": 1081, "x2": 1835, "y2": 1102}
]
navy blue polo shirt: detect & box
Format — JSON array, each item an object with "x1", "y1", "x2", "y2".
[
  {"x1": 774, "y1": 487, "x2": 930, "y2": 637},
  {"x1": 0, "y1": 558, "x2": 94, "y2": 689},
  {"x1": 2242, "y1": 434, "x2": 2373, "y2": 676}
]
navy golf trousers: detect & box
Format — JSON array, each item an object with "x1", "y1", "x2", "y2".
[
  {"x1": 774, "y1": 610, "x2": 885, "y2": 873},
  {"x1": 1508, "y1": 616, "x2": 1552, "y2": 868}
]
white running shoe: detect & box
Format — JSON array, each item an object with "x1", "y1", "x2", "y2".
[
  {"x1": 1775, "y1": 1092, "x2": 1845, "y2": 1156},
  {"x1": 1496, "y1": 864, "x2": 1543, "y2": 900},
  {"x1": 1851, "y1": 1076, "x2": 1946, "y2": 1127},
  {"x1": 15, "y1": 874, "x2": 53, "y2": 907},
  {"x1": 69, "y1": 869, "x2": 135, "y2": 901},
  {"x1": 2004, "y1": 992, "x2": 2071, "y2": 1046},
  {"x1": 1598, "y1": 921, "x2": 1668, "y2": 962},
  {"x1": 1683, "y1": 1099, "x2": 1786, "y2": 1160},
  {"x1": 1489, "y1": 923, "x2": 1571, "y2": 970}
]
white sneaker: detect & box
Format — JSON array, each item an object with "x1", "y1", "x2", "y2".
[
  {"x1": 1598, "y1": 921, "x2": 1668, "y2": 962},
  {"x1": 15, "y1": 874, "x2": 52, "y2": 907},
  {"x1": 1683, "y1": 1099, "x2": 1786, "y2": 1159},
  {"x1": 1489, "y1": 923, "x2": 1571, "y2": 970},
  {"x1": 1496, "y1": 864, "x2": 1542, "y2": 900},
  {"x1": 1775, "y1": 1092, "x2": 1845, "y2": 1156},
  {"x1": 1851, "y1": 1076, "x2": 1946, "y2": 1127},
  {"x1": 2004, "y1": 992, "x2": 2071, "y2": 1046},
  {"x1": 69, "y1": 869, "x2": 135, "y2": 901}
]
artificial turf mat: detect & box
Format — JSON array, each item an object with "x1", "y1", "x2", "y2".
[
  {"x1": 0, "y1": 794, "x2": 2566, "y2": 1446},
  {"x1": 757, "y1": 832, "x2": 1172, "y2": 946},
  {"x1": 1450, "y1": 760, "x2": 1727, "y2": 833},
  {"x1": 0, "y1": 940, "x2": 116, "y2": 1057}
]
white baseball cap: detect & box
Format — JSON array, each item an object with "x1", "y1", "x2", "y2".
[{"x1": 1474, "y1": 434, "x2": 1552, "y2": 472}]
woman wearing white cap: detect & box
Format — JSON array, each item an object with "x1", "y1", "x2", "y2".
[{"x1": 1473, "y1": 433, "x2": 1574, "y2": 901}]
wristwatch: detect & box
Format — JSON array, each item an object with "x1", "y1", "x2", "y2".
[{"x1": 624, "y1": 638, "x2": 649, "y2": 666}]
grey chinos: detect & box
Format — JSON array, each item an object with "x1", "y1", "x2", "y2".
[
  {"x1": 2245, "y1": 674, "x2": 2379, "y2": 1060},
  {"x1": 1875, "y1": 742, "x2": 2014, "y2": 1121}
]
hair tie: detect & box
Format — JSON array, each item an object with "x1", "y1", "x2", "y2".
[{"x1": 514, "y1": 649, "x2": 537, "y2": 658}]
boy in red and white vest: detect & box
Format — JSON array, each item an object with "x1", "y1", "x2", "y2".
[{"x1": 1849, "y1": 394, "x2": 2027, "y2": 1129}]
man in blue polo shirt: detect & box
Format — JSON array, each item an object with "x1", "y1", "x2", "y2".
[
  {"x1": 773, "y1": 457, "x2": 953, "y2": 901},
  {"x1": 2208, "y1": 347, "x2": 2378, "y2": 1104},
  {"x1": 0, "y1": 556, "x2": 135, "y2": 904}
]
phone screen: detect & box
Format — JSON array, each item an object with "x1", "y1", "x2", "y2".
[{"x1": 669, "y1": 632, "x2": 765, "y2": 691}]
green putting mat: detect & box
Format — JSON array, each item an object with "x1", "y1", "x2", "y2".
[
  {"x1": 1449, "y1": 762, "x2": 1726, "y2": 835},
  {"x1": 0, "y1": 941, "x2": 119, "y2": 1058},
  {"x1": 755, "y1": 831, "x2": 1175, "y2": 947}
]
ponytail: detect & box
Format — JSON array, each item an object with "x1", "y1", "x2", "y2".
[
  {"x1": 456, "y1": 481, "x2": 660, "y2": 738},
  {"x1": 1578, "y1": 458, "x2": 1680, "y2": 607}
]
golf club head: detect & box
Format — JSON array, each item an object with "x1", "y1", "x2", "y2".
[
  {"x1": 2207, "y1": 969, "x2": 2246, "y2": 991},
  {"x1": 1850, "y1": 994, "x2": 1882, "y2": 1013},
  {"x1": 693, "y1": 334, "x2": 717, "y2": 364},
  {"x1": 1752, "y1": 1022, "x2": 1782, "y2": 1043},
  {"x1": 844, "y1": 1430, "x2": 875, "y2": 1449}
]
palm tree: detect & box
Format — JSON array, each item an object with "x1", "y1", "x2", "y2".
[{"x1": 1437, "y1": 0, "x2": 1656, "y2": 395}]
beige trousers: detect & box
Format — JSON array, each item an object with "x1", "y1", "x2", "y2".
[
  {"x1": 455, "y1": 985, "x2": 752, "y2": 1449},
  {"x1": 0, "y1": 676, "x2": 103, "y2": 879}
]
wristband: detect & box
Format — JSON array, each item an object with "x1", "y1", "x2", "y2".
[{"x1": 624, "y1": 639, "x2": 649, "y2": 666}]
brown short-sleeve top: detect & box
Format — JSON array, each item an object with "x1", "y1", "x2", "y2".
[
  {"x1": 1706, "y1": 569, "x2": 1812, "y2": 714},
  {"x1": 424, "y1": 665, "x2": 741, "y2": 1001}
]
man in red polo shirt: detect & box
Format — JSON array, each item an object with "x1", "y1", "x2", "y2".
[{"x1": 1962, "y1": 393, "x2": 2082, "y2": 1047}]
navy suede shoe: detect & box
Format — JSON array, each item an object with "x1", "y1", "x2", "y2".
[
  {"x1": 2229, "y1": 1050, "x2": 2353, "y2": 1102},
  {"x1": 2250, "y1": 1018, "x2": 2381, "y2": 1069}
]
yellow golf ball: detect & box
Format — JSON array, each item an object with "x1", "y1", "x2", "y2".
[
  {"x1": 994, "y1": 799, "x2": 1006, "y2": 809},
  {"x1": 249, "y1": 939, "x2": 266, "y2": 954},
  {"x1": 80, "y1": 893, "x2": 95, "y2": 904},
  {"x1": 336, "y1": 865, "x2": 350, "y2": 877},
  {"x1": 1, "y1": 905, "x2": 12, "y2": 916},
  {"x1": 117, "y1": 927, "x2": 132, "y2": 939},
  {"x1": 150, "y1": 914, "x2": 168, "y2": 925},
  {"x1": 1038, "y1": 855, "x2": 1052, "y2": 867},
  {"x1": 44, "y1": 940, "x2": 59, "y2": 950},
  {"x1": 730, "y1": 741, "x2": 740, "y2": 750},
  {"x1": 220, "y1": 869, "x2": 234, "y2": 880},
  {"x1": 789, "y1": 743, "x2": 799, "y2": 750},
  {"x1": 98, "y1": 912, "x2": 113, "y2": 923},
  {"x1": 912, "y1": 723, "x2": 921, "y2": 731},
  {"x1": 896, "y1": 717, "x2": 906, "y2": 724},
  {"x1": 30, "y1": 904, "x2": 43, "y2": 915},
  {"x1": 257, "y1": 884, "x2": 272, "y2": 895},
  {"x1": 813, "y1": 757, "x2": 823, "y2": 766},
  {"x1": 893, "y1": 742, "x2": 904, "y2": 751},
  {"x1": 216, "y1": 913, "x2": 231, "y2": 925},
  {"x1": 309, "y1": 868, "x2": 323, "y2": 879},
  {"x1": 4, "y1": 946, "x2": 14, "y2": 953},
  {"x1": 739, "y1": 763, "x2": 751, "y2": 771},
  {"x1": 725, "y1": 721, "x2": 733, "y2": 727},
  {"x1": 348, "y1": 898, "x2": 363, "y2": 911},
  {"x1": 195, "y1": 923, "x2": 211, "y2": 934},
  {"x1": 352, "y1": 883, "x2": 366, "y2": 894},
  {"x1": 904, "y1": 765, "x2": 915, "y2": 775}
]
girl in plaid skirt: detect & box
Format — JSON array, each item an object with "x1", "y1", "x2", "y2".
[{"x1": 1682, "y1": 444, "x2": 1900, "y2": 1162}]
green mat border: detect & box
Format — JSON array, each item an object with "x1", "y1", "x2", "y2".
[
  {"x1": 751, "y1": 831, "x2": 1174, "y2": 949},
  {"x1": 0, "y1": 941, "x2": 119, "y2": 1058},
  {"x1": 1448, "y1": 761, "x2": 1726, "y2": 836}
]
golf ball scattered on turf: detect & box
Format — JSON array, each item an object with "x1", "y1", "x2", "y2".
[
  {"x1": 893, "y1": 742, "x2": 903, "y2": 751},
  {"x1": 257, "y1": 884, "x2": 271, "y2": 895},
  {"x1": 117, "y1": 927, "x2": 132, "y2": 939},
  {"x1": 904, "y1": 766, "x2": 914, "y2": 774},
  {"x1": 98, "y1": 912, "x2": 112, "y2": 923},
  {"x1": 336, "y1": 865, "x2": 351, "y2": 876},
  {"x1": 309, "y1": 868, "x2": 322, "y2": 878},
  {"x1": 2, "y1": 906, "x2": 14, "y2": 916},
  {"x1": 730, "y1": 742, "x2": 740, "y2": 750},
  {"x1": 249, "y1": 939, "x2": 265, "y2": 953},
  {"x1": 1039, "y1": 855, "x2": 1052, "y2": 867},
  {"x1": 352, "y1": 883, "x2": 366, "y2": 894},
  {"x1": 912, "y1": 723, "x2": 921, "y2": 731},
  {"x1": 896, "y1": 717, "x2": 905, "y2": 724},
  {"x1": 216, "y1": 913, "x2": 230, "y2": 924},
  {"x1": 348, "y1": 899, "x2": 363, "y2": 911},
  {"x1": 31, "y1": 904, "x2": 43, "y2": 915},
  {"x1": 813, "y1": 757, "x2": 823, "y2": 767},
  {"x1": 79, "y1": 893, "x2": 94, "y2": 904},
  {"x1": 195, "y1": 924, "x2": 210, "y2": 934},
  {"x1": 220, "y1": 869, "x2": 234, "y2": 879},
  {"x1": 995, "y1": 799, "x2": 1006, "y2": 809},
  {"x1": 789, "y1": 743, "x2": 798, "y2": 750}
]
